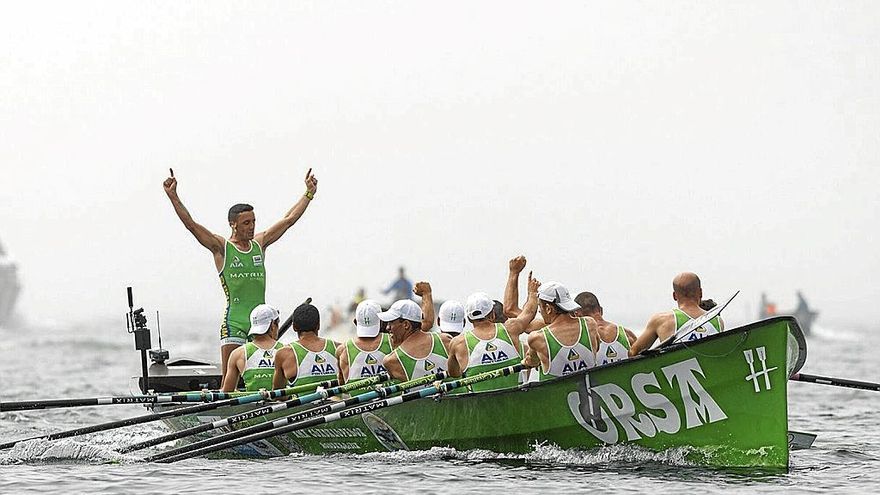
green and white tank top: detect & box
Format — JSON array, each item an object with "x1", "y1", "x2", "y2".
[
  {"x1": 539, "y1": 317, "x2": 595, "y2": 381},
  {"x1": 595, "y1": 325, "x2": 631, "y2": 366},
  {"x1": 288, "y1": 339, "x2": 339, "y2": 388},
  {"x1": 219, "y1": 240, "x2": 266, "y2": 332},
  {"x1": 673, "y1": 309, "x2": 722, "y2": 342},
  {"x1": 346, "y1": 334, "x2": 393, "y2": 381},
  {"x1": 393, "y1": 333, "x2": 448, "y2": 381},
  {"x1": 242, "y1": 341, "x2": 285, "y2": 391},
  {"x1": 463, "y1": 324, "x2": 522, "y2": 392}
]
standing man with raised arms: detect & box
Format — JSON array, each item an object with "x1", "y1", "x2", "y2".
[{"x1": 163, "y1": 167, "x2": 318, "y2": 382}]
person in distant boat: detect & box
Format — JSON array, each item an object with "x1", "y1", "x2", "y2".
[
  {"x1": 629, "y1": 272, "x2": 725, "y2": 356},
  {"x1": 382, "y1": 266, "x2": 414, "y2": 303},
  {"x1": 573, "y1": 292, "x2": 636, "y2": 366},
  {"x1": 436, "y1": 300, "x2": 467, "y2": 338},
  {"x1": 381, "y1": 283, "x2": 451, "y2": 382},
  {"x1": 220, "y1": 304, "x2": 285, "y2": 392},
  {"x1": 163, "y1": 168, "x2": 318, "y2": 383},
  {"x1": 521, "y1": 282, "x2": 599, "y2": 380},
  {"x1": 272, "y1": 301, "x2": 340, "y2": 389},
  {"x1": 337, "y1": 300, "x2": 393, "y2": 386},
  {"x1": 447, "y1": 274, "x2": 540, "y2": 392}
]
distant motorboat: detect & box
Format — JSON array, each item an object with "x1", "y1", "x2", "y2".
[
  {"x1": 760, "y1": 291, "x2": 818, "y2": 335},
  {"x1": 0, "y1": 238, "x2": 21, "y2": 326}
]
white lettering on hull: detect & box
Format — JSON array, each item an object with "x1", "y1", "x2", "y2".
[{"x1": 568, "y1": 357, "x2": 728, "y2": 443}]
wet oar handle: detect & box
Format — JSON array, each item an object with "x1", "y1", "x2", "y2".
[{"x1": 790, "y1": 373, "x2": 880, "y2": 392}]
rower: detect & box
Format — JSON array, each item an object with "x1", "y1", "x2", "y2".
[
  {"x1": 629, "y1": 272, "x2": 725, "y2": 356},
  {"x1": 220, "y1": 304, "x2": 285, "y2": 392},
  {"x1": 447, "y1": 274, "x2": 539, "y2": 392},
  {"x1": 436, "y1": 300, "x2": 466, "y2": 338},
  {"x1": 163, "y1": 168, "x2": 319, "y2": 384},
  {"x1": 337, "y1": 300, "x2": 393, "y2": 384},
  {"x1": 381, "y1": 284, "x2": 451, "y2": 382},
  {"x1": 574, "y1": 292, "x2": 636, "y2": 366},
  {"x1": 272, "y1": 301, "x2": 340, "y2": 389},
  {"x1": 521, "y1": 281, "x2": 599, "y2": 380}
]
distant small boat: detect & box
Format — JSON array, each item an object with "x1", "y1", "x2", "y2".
[
  {"x1": 760, "y1": 292, "x2": 817, "y2": 335},
  {"x1": 0, "y1": 237, "x2": 21, "y2": 326}
]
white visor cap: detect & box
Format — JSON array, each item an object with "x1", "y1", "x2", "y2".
[
  {"x1": 377, "y1": 299, "x2": 423, "y2": 323},
  {"x1": 249, "y1": 304, "x2": 281, "y2": 335},
  {"x1": 438, "y1": 300, "x2": 466, "y2": 334},
  {"x1": 537, "y1": 281, "x2": 580, "y2": 312},
  {"x1": 355, "y1": 299, "x2": 382, "y2": 337},
  {"x1": 465, "y1": 292, "x2": 494, "y2": 320}
]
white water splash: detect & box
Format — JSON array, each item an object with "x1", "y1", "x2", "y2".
[
  {"x1": 322, "y1": 443, "x2": 696, "y2": 468},
  {"x1": 0, "y1": 439, "x2": 132, "y2": 465}
]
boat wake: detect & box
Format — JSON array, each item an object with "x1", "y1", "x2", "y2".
[{"x1": 326, "y1": 443, "x2": 699, "y2": 468}]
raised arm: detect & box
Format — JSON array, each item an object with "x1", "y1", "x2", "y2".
[
  {"x1": 504, "y1": 255, "x2": 527, "y2": 318},
  {"x1": 163, "y1": 170, "x2": 224, "y2": 254},
  {"x1": 506, "y1": 271, "x2": 540, "y2": 338},
  {"x1": 414, "y1": 281, "x2": 434, "y2": 331},
  {"x1": 255, "y1": 169, "x2": 318, "y2": 249}
]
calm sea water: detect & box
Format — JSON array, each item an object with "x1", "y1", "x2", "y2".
[{"x1": 1, "y1": 317, "x2": 878, "y2": 494}]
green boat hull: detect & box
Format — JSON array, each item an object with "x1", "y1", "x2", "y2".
[{"x1": 156, "y1": 317, "x2": 806, "y2": 468}]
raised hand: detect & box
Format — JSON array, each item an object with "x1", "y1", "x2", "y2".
[
  {"x1": 305, "y1": 168, "x2": 318, "y2": 196},
  {"x1": 527, "y1": 271, "x2": 540, "y2": 295},
  {"x1": 163, "y1": 169, "x2": 178, "y2": 197},
  {"x1": 509, "y1": 255, "x2": 527, "y2": 274},
  {"x1": 413, "y1": 281, "x2": 432, "y2": 297}
]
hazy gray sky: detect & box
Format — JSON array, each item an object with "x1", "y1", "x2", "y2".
[{"x1": 1, "y1": 2, "x2": 878, "y2": 332}]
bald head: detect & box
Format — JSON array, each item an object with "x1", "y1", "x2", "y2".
[{"x1": 672, "y1": 272, "x2": 702, "y2": 301}]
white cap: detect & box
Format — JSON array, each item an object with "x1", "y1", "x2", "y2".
[
  {"x1": 377, "y1": 299, "x2": 422, "y2": 323},
  {"x1": 438, "y1": 300, "x2": 466, "y2": 334},
  {"x1": 537, "y1": 282, "x2": 580, "y2": 312},
  {"x1": 465, "y1": 292, "x2": 494, "y2": 320},
  {"x1": 355, "y1": 299, "x2": 382, "y2": 337},
  {"x1": 249, "y1": 304, "x2": 281, "y2": 335}
]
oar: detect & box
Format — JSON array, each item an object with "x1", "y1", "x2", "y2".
[
  {"x1": 119, "y1": 373, "x2": 388, "y2": 453},
  {"x1": 145, "y1": 370, "x2": 449, "y2": 462},
  {"x1": 155, "y1": 364, "x2": 524, "y2": 464},
  {"x1": 0, "y1": 375, "x2": 339, "y2": 412},
  {"x1": 0, "y1": 379, "x2": 336, "y2": 451},
  {"x1": 790, "y1": 373, "x2": 880, "y2": 392}
]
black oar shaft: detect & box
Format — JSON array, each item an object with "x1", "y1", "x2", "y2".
[
  {"x1": 123, "y1": 375, "x2": 385, "y2": 453},
  {"x1": 0, "y1": 380, "x2": 337, "y2": 450},
  {"x1": 791, "y1": 373, "x2": 880, "y2": 392},
  {"x1": 146, "y1": 372, "x2": 445, "y2": 462},
  {"x1": 0, "y1": 380, "x2": 339, "y2": 412},
  {"x1": 156, "y1": 365, "x2": 523, "y2": 463}
]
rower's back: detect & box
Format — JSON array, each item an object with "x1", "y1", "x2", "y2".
[
  {"x1": 537, "y1": 315, "x2": 596, "y2": 380},
  {"x1": 528, "y1": 282, "x2": 598, "y2": 381},
  {"x1": 288, "y1": 332, "x2": 339, "y2": 387},
  {"x1": 272, "y1": 301, "x2": 340, "y2": 389},
  {"x1": 391, "y1": 331, "x2": 449, "y2": 381},
  {"x1": 460, "y1": 321, "x2": 522, "y2": 392}
]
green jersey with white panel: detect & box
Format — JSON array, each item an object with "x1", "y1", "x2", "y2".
[
  {"x1": 539, "y1": 317, "x2": 595, "y2": 381},
  {"x1": 463, "y1": 323, "x2": 522, "y2": 392},
  {"x1": 242, "y1": 341, "x2": 285, "y2": 391},
  {"x1": 673, "y1": 309, "x2": 722, "y2": 342},
  {"x1": 393, "y1": 333, "x2": 448, "y2": 381},
  {"x1": 595, "y1": 325, "x2": 631, "y2": 366},
  {"x1": 288, "y1": 339, "x2": 339, "y2": 388}
]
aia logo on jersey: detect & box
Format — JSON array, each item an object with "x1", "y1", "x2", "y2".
[{"x1": 230, "y1": 256, "x2": 244, "y2": 269}]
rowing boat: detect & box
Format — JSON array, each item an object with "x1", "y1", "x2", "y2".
[{"x1": 143, "y1": 316, "x2": 806, "y2": 468}]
